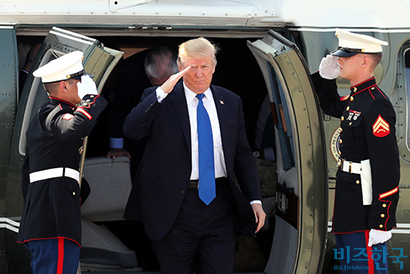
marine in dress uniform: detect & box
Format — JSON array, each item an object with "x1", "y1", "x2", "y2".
[
  {"x1": 312, "y1": 29, "x2": 400, "y2": 274},
  {"x1": 17, "y1": 51, "x2": 108, "y2": 273}
]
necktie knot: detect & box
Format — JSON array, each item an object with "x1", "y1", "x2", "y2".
[{"x1": 196, "y1": 93, "x2": 205, "y2": 100}]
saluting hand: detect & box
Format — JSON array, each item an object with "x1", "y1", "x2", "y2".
[
  {"x1": 160, "y1": 66, "x2": 191, "y2": 93},
  {"x1": 77, "y1": 75, "x2": 98, "y2": 99},
  {"x1": 319, "y1": 54, "x2": 340, "y2": 80}
]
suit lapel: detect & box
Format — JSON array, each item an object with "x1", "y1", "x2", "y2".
[
  {"x1": 211, "y1": 86, "x2": 230, "y2": 158},
  {"x1": 171, "y1": 81, "x2": 191, "y2": 155}
]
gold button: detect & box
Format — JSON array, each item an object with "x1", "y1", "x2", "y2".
[
  {"x1": 341, "y1": 116, "x2": 345, "y2": 121},
  {"x1": 340, "y1": 139, "x2": 343, "y2": 144},
  {"x1": 350, "y1": 96, "x2": 354, "y2": 101},
  {"x1": 73, "y1": 192, "x2": 76, "y2": 196},
  {"x1": 339, "y1": 151, "x2": 342, "y2": 155},
  {"x1": 382, "y1": 203, "x2": 387, "y2": 208},
  {"x1": 349, "y1": 122, "x2": 352, "y2": 126},
  {"x1": 340, "y1": 128, "x2": 343, "y2": 133},
  {"x1": 346, "y1": 106, "x2": 350, "y2": 111},
  {"x1": 379, "y1": 224, "x2": 384, "y2": 228},
  {"x1": 381, "y1": 214, "x2": 385, "y2": 218},
  {"x1": 356, "y1": 180, "x2": 360, "y2": 184},
  {"x1": 371, "y1": 87, "x2": 375, "y2": 90},
  {"x1": 353, "y1": 87, "x2": 357, "y2": 92}
]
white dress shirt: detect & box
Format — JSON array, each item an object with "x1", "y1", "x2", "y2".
[{"x1": 183, "y1": 82, "x2": 227, "y2": 180}]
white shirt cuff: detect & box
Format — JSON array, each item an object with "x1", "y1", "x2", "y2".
[
  {"x1": 250, "y1": 200, "x2": 262, "y2": 205},
  {"x1": 156, "y1": 87, "x2": 168, "y2": 103},
  {"x1": 110, "y1": 137, "x2": 124, "y2": 149}
]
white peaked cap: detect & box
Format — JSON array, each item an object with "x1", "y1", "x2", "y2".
[
  {"x1": 33, "y1": 51, "x2": 84, "y2": 83},
  {"x1": 332, "y1": 29, "x2": 388, "y2": 57}
]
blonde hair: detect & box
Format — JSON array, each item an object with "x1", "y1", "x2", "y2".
[{"x1": 177, "y1": 37, "x2": 219, "y2": 67}]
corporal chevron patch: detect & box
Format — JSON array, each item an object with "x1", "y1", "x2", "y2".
[{"x1": 372, "y1": 115, "x2": 390, "y2": 137}]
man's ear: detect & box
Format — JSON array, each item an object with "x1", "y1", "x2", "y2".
[
  {"x1": 59, "y1": 80, "x2": 68, "y2": 94},
  {"x1": 362, "y1": 56, "x2": 371, "y2": 67}
]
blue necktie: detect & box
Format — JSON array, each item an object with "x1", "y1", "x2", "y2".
[{"x1": 196, "y1": 94, "x2": 216, "y2": 205}]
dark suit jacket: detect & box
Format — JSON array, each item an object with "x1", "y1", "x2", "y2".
[{"x1": 123, "y1": 81, "x2": 262, "y2": 241}]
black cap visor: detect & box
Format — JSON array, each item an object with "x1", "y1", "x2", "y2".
[
  {"x1": 332, "y1": 47, "x2": 363, "y2": 57},
  {"x1": 67, "y1": 70, "x2": 94, "y2": 80},
  {"x1": 43, "y1": 70, "x2": 93, "y2": 84}
]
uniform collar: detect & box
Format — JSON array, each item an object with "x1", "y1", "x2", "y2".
[
  {"x1": 48, "y1": 96, "x2": 76, "y2": 109},
  {"x1": 350, "y1": 77, "x2": 377, "y2": 94}
]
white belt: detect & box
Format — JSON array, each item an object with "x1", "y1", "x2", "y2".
[
  {"x1": 338, "y1": 159, "x2": 372, "y2": 205},
  {"x1": 337, "y1": 159, "x2": 362, "y2": 174},
  {"x1": 29, "y1": 167, "x2": 80, "y2": 183}
]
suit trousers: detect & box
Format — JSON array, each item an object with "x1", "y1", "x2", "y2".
[
  {"x1": 335, "y1": 231, "x2": 388, "y2": 274},
  {"x1": 151, "y1": 178, "x2": 237, "y2": 274}
]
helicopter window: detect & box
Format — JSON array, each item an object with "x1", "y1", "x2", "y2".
[{"x1": 266, "y1": 62, "x2": 295, "y2": 171}]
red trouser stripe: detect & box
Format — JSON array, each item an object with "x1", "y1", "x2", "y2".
[
  {"x1": 57, "y1": 238, "x2": 64, "y2": 274},
  {"x1": 365, "y1": 230, "x2": 375, "y2": 274}
]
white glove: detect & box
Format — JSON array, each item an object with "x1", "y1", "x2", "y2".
[
  {"x1": 77, "y1": 75, "x2": 98, "y2": 99},
  {"x1": 368, "y1": 229, "x2": 392, "y2": 247},
  {"x1": 319, "y1": 54, "x2": 340, "y2": 80}
]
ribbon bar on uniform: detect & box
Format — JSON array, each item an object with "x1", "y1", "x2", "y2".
[{"x1": 29, "y1": 167, "x2": 80, "y2": 183}]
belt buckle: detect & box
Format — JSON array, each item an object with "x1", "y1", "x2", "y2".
[{"x1": 189, "y1": 180, "x2": 199, "y2": 190}]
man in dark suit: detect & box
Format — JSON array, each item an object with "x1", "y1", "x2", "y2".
[
  {"x1": 105, "y1": 46, "x2": 179, "y2": 271},
  {"x1": 107, "y1": 47, "x2": 178, "y2": 168},
  {"x1": 123, "y1": 37, "x2": 266, "y2": 273}
]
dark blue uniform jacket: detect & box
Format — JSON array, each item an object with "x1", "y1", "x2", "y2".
[
  {"x1": 312, "y1": 72, "x2": 400, "y2": 233},
  {"x1": 17, "y1": 95, "x2": 107, "y2": 246}
]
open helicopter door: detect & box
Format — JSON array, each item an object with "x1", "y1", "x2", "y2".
[
  {"x1": 247, "y1": 29, "x2": 328, "y2": 273},
  {"x1": 8, "y1": 27, "x2": 127, "y2": 271},
  {"x1": 15, "y1": 26, "x2": 123, "y2": 157}
]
